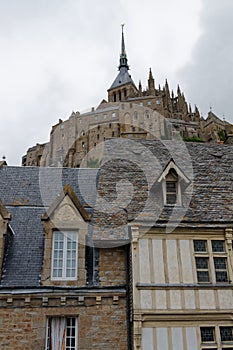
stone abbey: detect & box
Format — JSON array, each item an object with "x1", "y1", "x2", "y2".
[{"x1": 23, "y1": 27, "x2": 233, "y2": 167}]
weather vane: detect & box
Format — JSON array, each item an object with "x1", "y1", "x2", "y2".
[{"x1": 121, "y1": 23, "x2": 125, "y2": 31}]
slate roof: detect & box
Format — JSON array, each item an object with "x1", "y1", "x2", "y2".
[
  {"x1": 97, "y1": 139, "x2": 233, "y2": 226},
  {"x1": 108, "y1": 66, "x2": 136, "y2": 90},
  {"x1": 0, "y1": 141, "x2": 232, "y2": 288},
  {"x1": 0, "y1": 167, "x2": 99, "y2": 288}
]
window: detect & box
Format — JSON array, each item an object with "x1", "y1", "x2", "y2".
[
  {"x1": 165, "y1": 170, "x2": 178, "y2": 205},
  {"x1": 46, "y1": 317, "x2": 78, "y2": 350},
  {"x1": 194, "y1": 240, "x2": 229, "y2": 284},
  {"x1": 220, "y1": 327, "x2": 233, "y2": 342},
  {"x1": 52, "y1": 231, "x2": 78, "y2": 280},
  {"x1": 145, "y1": 110, "x2": 150, "y2": 118},
  {"x1": 200, "y1": 326, "x2": 233, "y2": 349},
  {"x1": 201, "y1": 327, "x2": 215, "y2": 342}
]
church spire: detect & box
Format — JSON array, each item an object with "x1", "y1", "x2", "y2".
[{"x1": 119, "y1": 24, "x2": 129, "y2": 70}]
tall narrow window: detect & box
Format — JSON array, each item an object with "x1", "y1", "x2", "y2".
[
  {"x1": 165, "y1": 170, "x2": 178, "y2": 205},
  {"x1": 46, "y1": 317, "x2": 78, "y2": 350},
  {"x1": 52, "y1": 231, "x2": 78, "y2": 280}
]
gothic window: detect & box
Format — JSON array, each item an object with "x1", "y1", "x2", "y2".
[
  {"x1": 51, "y1": 231, "x2": 78, "y2": 280},
  {"x1": 194, "y1": 240, "x2": 229, "y2": 284},
  {"x1": 46, "y1": 317, "x2": 78, "y2": 350}
]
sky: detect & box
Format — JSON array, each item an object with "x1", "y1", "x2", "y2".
[{"x1": 0, "y1": 0, "x2": 232, "y2": 165}]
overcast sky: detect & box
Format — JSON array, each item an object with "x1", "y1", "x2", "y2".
[{"x1": 0, "y1": 0, "x2": 232, "y2": 165}]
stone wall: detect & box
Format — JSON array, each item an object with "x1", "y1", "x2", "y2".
[{"x1": 0, "y1": 293, "x2": 128, "y2": 350}]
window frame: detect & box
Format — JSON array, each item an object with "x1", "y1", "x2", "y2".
[
  {"x1": 46, "y1": 316, "x2": 78, "y2": 350},
  {"x1": 194, "y1": 239, "x2": 229, "y2": 284},
  {"x1": 163, "y1": 169, "x2": 181, "y2": 206},
  {"x1": 51, "y1": 230, "x2": 78, "y2": 281},
  {"x1": 200, "y1": 325, "x2": 233, "y2": 350}
]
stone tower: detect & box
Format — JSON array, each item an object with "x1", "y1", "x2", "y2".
[{"x1": 108, "y1": 25, "x2": 138, "y2": 102}]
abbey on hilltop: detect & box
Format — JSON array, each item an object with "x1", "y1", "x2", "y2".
[{"x1": 22, "y1": 27, "x2": 233, "y2": 167}]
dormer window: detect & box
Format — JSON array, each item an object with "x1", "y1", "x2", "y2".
[
  {"x1": 157, "y1": 160, "x2": 190, "y2": 207},
  {"x1": 165, "y1": 170, "x2": 178, "y2": 205}
]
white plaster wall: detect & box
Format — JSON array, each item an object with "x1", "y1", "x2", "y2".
[
  {"x1": 180, "y1": 240, "x2": 194, "y2": 283},
  {"x1": 156, "y1": 328, "x2": 169, "y2": 350},
  {"x1": 184, "y1": 289, "x2": 196, "y2": 309},
  {"x1": 142, "y1": 328, "x2": 154, "y2": 350},
  {"x1": 142, "y1": 327, "x2": 199, "y2": 350},
  {"x1": 139, "y1": 239, "x2": 150, "y2": 283},
  {"x1": 166, "y1": 240, "x2": 179, "y2": 283},
  {"x1": 186, "y1": 328, "x2": 199, "y2": 350},
  {"x1": 170, "y1": 290, "x2": 182, "y2": 309},
  {"x1": 140, "y1": 290, "x2": 152, "y2": 309},
  {"x1": 218, "y1": 290, "x2": 233, "y2": 309},
  {"x1": 152, "y1": 239, "x2": 165, "y2": 283},
  {"x1": 155, "y1": 290, "x2": 167, "y2": 309},
  {"x1": 199, "y1": 290, "x2": 216, "y2": 309},
  {"x1": 171, "y1": 328, "x2": 183, "y2": 350}
]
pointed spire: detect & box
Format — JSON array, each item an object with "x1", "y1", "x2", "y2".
[
  {"x1": 139, "y1": 80, "x2": 142, "y2": 91},
  {"x1": 148, "y1": 68, "x2": 155, "y2": 95},
  {"x1": 149, "y1": 68, "x2": 153, "y2": 80},
  {"x1": 177, "y1": 85, "x2": 181, "y2": 96},
  {"x1": 119, "y1": 24, "x2": 129, "y2": 70}
]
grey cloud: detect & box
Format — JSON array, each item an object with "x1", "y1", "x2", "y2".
[{"x1": 176, "y1": 0, "x2": 233, "y2": 122}]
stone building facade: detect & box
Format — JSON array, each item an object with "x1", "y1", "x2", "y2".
[
  {"x1": 0, "y1": 166, "x2": 131, "y2": 350},
  {"x1": 22, "y1": 27, "x2": 233, "y2": 167}
]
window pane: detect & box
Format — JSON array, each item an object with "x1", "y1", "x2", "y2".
[
  {"x1": 166, "y1": 194, "x2": 177, "y2": 205},
  {"x1": 215, "y1": 271, "x2": 228, "y2": 282},
  {"x1": 195, "y1": 257, "x2": 210, "y2": 282},
  {"x1": 211, "y1": 240, "x2": 225, "y2": 252},
  {"x1": 201, "y1": 327, "x2": 215, "y2": 342},
  {"x1": 194, "y1": 240, "x2": 207, "y2": 252},
  {"x1": 197, "y1": 271, "x2": 210, "y2": 282},
  {"x1": 52, "y1": 232, "x2": 64, "y2": 279},
  {"x1": 166, "y1": 182, "x2": 176, "y2": 192},
  {"x1": 214, "y1": 257, "x2": 228, "y2": 282},
  {"x1": 214, "y1": 257, "x2": 226, "y2": 270},
  {"x1": 196, "y1": 257, "x2": 208, "y2": 269},
  {"x1": 220, "y1": 327, "x2": 233, "y2": 341}
]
